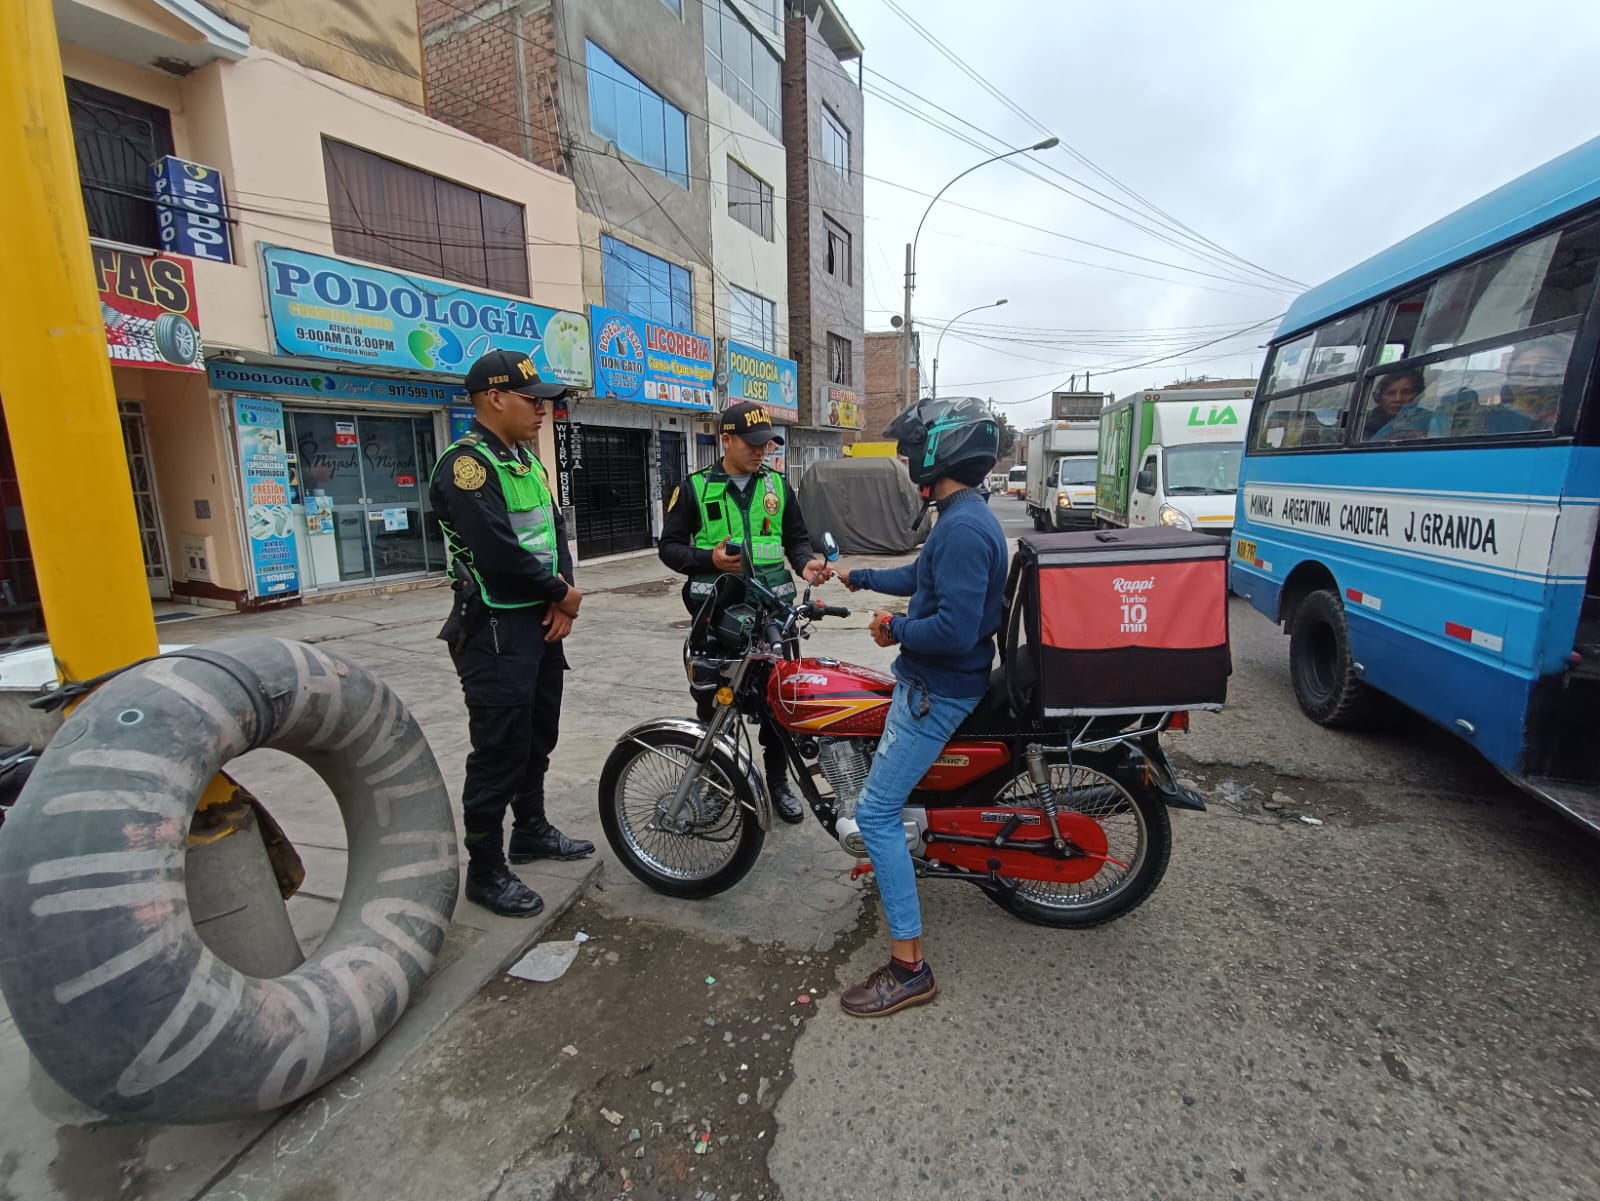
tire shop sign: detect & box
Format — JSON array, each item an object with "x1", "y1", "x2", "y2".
[{"x1": 93, "y1": 245, "x2": 204, "y2": 372}]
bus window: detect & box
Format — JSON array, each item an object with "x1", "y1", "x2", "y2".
[{"x1": 1254, "y1": 307, "x2": 1374, "y2": 450}]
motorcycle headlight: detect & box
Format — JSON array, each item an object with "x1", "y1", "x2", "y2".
[{"x1": 1158, "y1": 503, "x2": 1193, "y2": 530}]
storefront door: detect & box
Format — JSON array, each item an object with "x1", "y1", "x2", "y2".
[
  {"x1": 118, "y1": 401, "x2": 171, "y2": 600},
  {"x1": 288, "y1": 410, "x2": 441, "y2": 587},
  {"x1": 574, "y1": 426, "x2": 652, "y2": 558}
]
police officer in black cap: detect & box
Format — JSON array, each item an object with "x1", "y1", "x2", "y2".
[
  {"x1": 430, "y1": 348, "x2": 594, "y2": 917},
  {"x1": 658, "y1": 401, "x2": 828, "y2": 823}
]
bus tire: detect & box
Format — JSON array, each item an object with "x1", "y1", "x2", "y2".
[
  {"x1": 1289, "y1": 588, "x2": 1373, "y2": 727},
  {"x1": 0, "y1": 637, "x2": 459, "y2": 1124}
]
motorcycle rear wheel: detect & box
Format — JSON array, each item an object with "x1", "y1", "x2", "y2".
[
  {"x1": 980, "y1": 753, "x2": 1171, "y2": 928},
  {"x1": 599, "y1": 727, "x2": 765, "y2": 899}
]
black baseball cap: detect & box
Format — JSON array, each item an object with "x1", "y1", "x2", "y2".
[
  {"x1": 464, "y1": 348, "x2": 567, "y2": 399},
  {"x1": 721, "y1": 401, "x2": 784, "y2": 446}
]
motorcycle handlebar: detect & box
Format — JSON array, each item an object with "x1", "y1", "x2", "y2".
[{"x1": 819, "y1": 604, "x2": 851, "y2": 618}]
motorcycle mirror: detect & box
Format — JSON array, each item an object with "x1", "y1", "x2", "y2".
[{"x1": 822, "y1": 531, "x2": 840, "y2": 562}]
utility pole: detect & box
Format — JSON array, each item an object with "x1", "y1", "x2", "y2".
[
  {"x1": 901, "y1": 242, "x2": 914, "y2": 409},
  {"x1": 0, "y1": 0, "x2": 157, "y2": 683}
]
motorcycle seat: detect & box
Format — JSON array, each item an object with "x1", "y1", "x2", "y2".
[{"x1": 953, "y1": 663, "x2": 1032, "y2": 736}]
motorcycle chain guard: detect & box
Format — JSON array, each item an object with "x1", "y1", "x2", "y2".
[{"x1": 922, "y1": 807, "x2": 1114, "y2": 883}]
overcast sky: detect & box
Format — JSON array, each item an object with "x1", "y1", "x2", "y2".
[{"x1": 847, "y1": 0, "x2": 1600, "y2": 426}]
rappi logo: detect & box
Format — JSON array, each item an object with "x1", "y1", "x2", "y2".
[
  {"x1": 596, "y1": 317, "x2": 645, "y2": 394},
  {"x1": 1114, "y1": 575, "x2": 1155, "y2": 634}
]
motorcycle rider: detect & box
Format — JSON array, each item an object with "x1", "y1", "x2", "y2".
[
  {"x1": 835, "y1": 396, "x2": 1008, "y2": 1016},
  {"x1": 658, "y1": 401, "x2": 830, "y2": 824}
]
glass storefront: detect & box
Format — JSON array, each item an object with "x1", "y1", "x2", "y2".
[{"x1": 286, "y1": 409, "x2": 443, "y2": 588}]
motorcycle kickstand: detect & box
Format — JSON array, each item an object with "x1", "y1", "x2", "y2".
[{"x1": 1024, "y1": 744, "x2": 1070, "y2": 853}]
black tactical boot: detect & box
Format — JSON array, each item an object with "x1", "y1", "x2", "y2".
[
  {"x1": 509, "y1": 822, "x2": 596, "y2": 864},
  {"x1": 465, "y1": 866, "x2": 545, "y2": 917}
]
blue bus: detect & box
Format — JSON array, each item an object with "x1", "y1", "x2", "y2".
[{"x1": 1230, "y1": 135, "x2": 1600, "y2": 830}]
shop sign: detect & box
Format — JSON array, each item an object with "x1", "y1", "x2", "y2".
[
  {"x1": 553, "y1": 419, "x2": 583, "y2": 510},
  {"x1": 448, "y1": 405, "x2": 477, "y2": 442},
  {"x1": 94, "y1": 245, "x2": 203, "y2": 372},
  {"x1": 152, "y1": 156, "x2": 234, "y2": 264},
  {"x1": 208, "y1": 362, "x2": 467, "y2": 407},
  {"x1": 589, "y1": 305, "x2": 714, "y2": 410},
  {"x1": 819, "y1": 383, "x2": 865, "y2": 431},
  {"x1": 724, "y1": 339, "x2": 798, "y2": 422},
  {"x1": 261, "y1": 245, "x2": 592, "y2": 387},
  {"x1": 232, "y1": 396, "x2": 300, "y2": 598}
]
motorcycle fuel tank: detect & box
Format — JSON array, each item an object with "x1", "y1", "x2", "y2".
[{"x1": 768, "y1": 657, "x2": 893, "y2": 735}]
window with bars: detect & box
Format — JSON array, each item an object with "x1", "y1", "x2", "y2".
[
  {"x1": 322, "y1": 139, "x2": 529, "y2": 295},
  {"x1": 821, "y1": 105, "x2": 850, "y2": 180},
  {"x1": 824, "y1": 216, "x2": 852, "y2": 285},
  {"x1": 66, "y1": 78, "x2": 174, "y2": 249},
  {"x1": 828, "y1": 332, "x2": 853, "y2": 385},
  {"x1": 729, "y1": 284, "x2": 776, "y2": 352},
  {"x1": 587, "y1": 41, "x2": 690, "y2": 188},
  {"x1": 602, "y1": 234, "x2": 695, "y2": 330},
  {"x1": 726, "y1": 158, "x2": 774, "y2": 240}
]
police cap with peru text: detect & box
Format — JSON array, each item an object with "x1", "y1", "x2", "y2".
[
  {"x1": 464, "y1": 348, "x2": 567, "y2": 399},
  {"x1": 720, "y1": 401, "x2": 785, "y2": 446}
]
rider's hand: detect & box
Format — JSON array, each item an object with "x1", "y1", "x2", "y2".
[
  {"x1": 544, "y1": 606, "x2": 575, "y2": 642},
  {"x1": 711, "y1": 540, "x2": 742, "y2": 573},
  {"x1": 837, "y1": 566, "x2": 861, "y2": 592},
  {"x1": 801, "y1": 556, "x2": 830, "y2": 585},
  {"x1": 557, "y1": 583, "x2": 583, "y2": 618},
  {"x1": 870, "y1": 610, "x2": 898, "y2": 647}
]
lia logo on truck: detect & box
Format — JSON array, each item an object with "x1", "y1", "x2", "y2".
[{"x1": 1187, "y1": 404, "x2": 1239, "y2": 427}]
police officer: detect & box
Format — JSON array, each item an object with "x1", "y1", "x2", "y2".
[
  {"x1": 658, "y1": 401, "x2": 828, "y2": 824},
  {"x1": 430, "y1": 349, "x2": 594, "y2": 917}
]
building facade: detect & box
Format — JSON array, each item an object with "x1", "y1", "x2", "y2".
[
  {"x1": 0, "y1": 0, "x2": 587, "y2": 636},
  {"x1": 782, "y1": 0, "x2": 865, "y2": 470},
  {"x1": 862, "y1": 328, "x2": 919, "y2": 440}
]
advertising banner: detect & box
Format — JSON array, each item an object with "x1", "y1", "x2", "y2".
[
  {"x1": 819, "y1": 383, "x2": 865, "y2": 431},
  {"x1": 208, "y1": 362, "x2": 467, "y2": 407},
  {"x1": 589, "y1": 305, "x2": 714, "y2": 410},
  {"x1": 725, "y1": 339, "x2": 799, "y2": 422},
  {"x1": 233, "y1": 396, "x2": 301, "y2": 597},
  {"x1": 553, "y1": 419, "x2": 583, "y2": 510},
  {"x1": 94, "y1": 245, "x2": 203, "y2": 372},
  {"x1": 152, "y1": 156, "x2": 234, "y2": 264},
  {"x1": 260, "y1": 245, "x2": 592, "y2": 387}
]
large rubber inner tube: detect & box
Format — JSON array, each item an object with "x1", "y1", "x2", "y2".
[{"x1": 0, "y1": 636, "x2": 459, "y2": 1124}]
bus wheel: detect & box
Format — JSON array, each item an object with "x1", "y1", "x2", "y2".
[{"x1": 1289, "y1": 588, "x2": 1373, "y2": 727}]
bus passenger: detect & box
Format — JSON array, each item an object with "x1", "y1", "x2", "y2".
[
  {"x1": 1362, "y1": 368, "x2": 1424, "y2": 439},
  {"x1": 1500, "y1": 338, "x2": 1568, "y2": 431}
]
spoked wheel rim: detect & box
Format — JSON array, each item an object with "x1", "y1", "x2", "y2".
[
  {"x1": 990, "y1": 763, "x2": 1149, "y2": 911},
  {"x1": 611, "y1": 742, "x2": 748, "y2": 881}
]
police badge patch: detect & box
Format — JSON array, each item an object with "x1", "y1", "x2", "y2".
[
  {"x1": 763, "y1": 491, "x2": 780, "y2": 515},
  {"x1": 453, "y1": 455, "x2": 487, "y2": 490}
]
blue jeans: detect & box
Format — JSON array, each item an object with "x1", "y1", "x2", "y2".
[{"x1": 856, "y1": 679, "x2": 981, "y2": 941}]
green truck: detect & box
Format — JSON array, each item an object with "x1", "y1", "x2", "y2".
[{"x1": 1095, "y1": 385, "x2": 1255, "y2": 537}]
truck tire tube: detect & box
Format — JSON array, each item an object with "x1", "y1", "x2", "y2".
[{"x1": 0, "y1": 636, "x2": 459, "y2": 1124}]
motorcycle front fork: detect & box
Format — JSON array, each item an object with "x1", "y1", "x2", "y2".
[{"x1": 657, "y1": 700, "x2": 740, "y2": 831}]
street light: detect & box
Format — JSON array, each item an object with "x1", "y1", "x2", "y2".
[
  {"x1": 900, "y1": 135, "x2": 1059, "y2": 406},
  {"x1": 932, "y1": 298, "x2": 1007, "y2": 399}
]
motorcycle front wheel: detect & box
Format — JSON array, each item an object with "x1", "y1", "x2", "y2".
[
  {"x1": 599, "y1": 726, "x2": 765, "y2": 899},
  {"x1": 980, "y1": 751, "x2": 1171, "y2": 928}
]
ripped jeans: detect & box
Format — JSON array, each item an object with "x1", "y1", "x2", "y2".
[{"x1": 855, "y1": 678, "x2": 982, "y2": 941}]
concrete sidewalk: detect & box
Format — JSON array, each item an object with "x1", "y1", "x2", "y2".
[{"x1": 0, "y1": 549, "x2": 691, "y2": 1201}]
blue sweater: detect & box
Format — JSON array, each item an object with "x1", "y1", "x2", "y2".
[{"x1": 853, "y1": 491, "x2": 1008, "y2": 699}]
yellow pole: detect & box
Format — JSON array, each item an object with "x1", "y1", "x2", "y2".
[{"x1": 0, "y1": 0, "x2": 159, "y2": 682}]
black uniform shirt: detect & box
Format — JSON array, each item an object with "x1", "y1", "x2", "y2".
[
  {"x1": 429, "y1": 420, "x2": 573, "y2": 606},
  {"x1": 658, "y1": 465, "x2": 815, "y2": 578}
]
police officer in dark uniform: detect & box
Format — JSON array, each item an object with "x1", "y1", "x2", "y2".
[
  {"x1": 658, "y1": 401, "x2": 828, "y2": 824},
  {"x1": 430, "y1": 349, "x2": 594, "y2": 917}
]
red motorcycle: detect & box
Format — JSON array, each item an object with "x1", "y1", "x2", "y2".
[{"x1": 598, "y1": 563, "x2": 1205, "y2": 928}]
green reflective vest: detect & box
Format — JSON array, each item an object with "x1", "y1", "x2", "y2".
[
  {"x1": 432, "y1": 432, "x2": 559, "y2": 610},
  {"x1": 688, "y1": 468, "x2": 795, "y2": 602}
]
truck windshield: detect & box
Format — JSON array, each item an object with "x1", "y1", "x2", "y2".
[
  {"x1": 1163, "y1": 442, "x2": 1242, "y2": 495},
  {"x1": 1057, "y1": 458, "x2": 1097, "y2": 485}
]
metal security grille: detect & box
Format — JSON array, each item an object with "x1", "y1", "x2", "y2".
[
  {"x1": 574, "y1": 426, "x2": 652, "y2": 558},
  {"x1": 118, "y1": 400, "x2": 170, "y2": 596},
  {"x1": 66, "y1": 79, "x2": 174, "y2": 249}
]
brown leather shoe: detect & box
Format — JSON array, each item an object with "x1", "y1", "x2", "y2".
[{"x1": 840, "y1": 961, "x2": 937, "y2": 1018}]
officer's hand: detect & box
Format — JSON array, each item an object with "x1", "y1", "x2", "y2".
[
  {"x1": 557, "y1": 584, "x2": 583, "y2": 618},
  {"x1": 801, "y1": 556, "x2": 831, "y2": 585},
  {"x1": 544, "y1": 607, "x2": 575, "y2": 642},
  {"x1": 870, "y1": 610, "x2": 898, "y2": 648},
  {"x1": 836, "y1": 566, "x2": 861, "y2": 592},
  {"x1": 711, "y1": 540, "x2": 742, "y2": 573}
]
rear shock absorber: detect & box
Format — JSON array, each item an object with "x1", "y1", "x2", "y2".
[{"x1": 1024, "y1": 744, "x2": 1069, "y2": 852}]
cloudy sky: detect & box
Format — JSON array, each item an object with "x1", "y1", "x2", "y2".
[{"x1": 846, "y1": 0, "x2": 1600, "y2": 425}]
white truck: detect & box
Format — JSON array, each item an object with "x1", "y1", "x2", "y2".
[
  {"x1": 1023, "y1": 420, "x2": 1100, "y2": 531},
  {"x1": 1094, "y1": 385, "x2": 1255, "y2": 538}
]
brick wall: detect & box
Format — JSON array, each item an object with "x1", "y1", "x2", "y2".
[
  {"x1": 863, "y1": 330, "x2": 916, "y2": 437},
  {"x1": 782, "y1": 15, "x2": 814, "y2": 427},
  {"x1": 421, "y1": 0, "x2": 563, "y2": 175}
]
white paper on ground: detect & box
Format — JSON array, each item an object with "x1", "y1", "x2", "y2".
[{"x1": 507, "y1": 939, "x2": 581, "y2": 983}]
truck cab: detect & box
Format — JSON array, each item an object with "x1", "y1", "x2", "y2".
[{"x1": 1097, "y1": 387, "x2": 1253, "y2": 538}]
